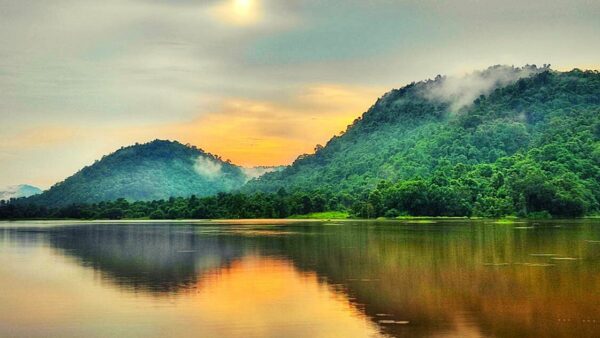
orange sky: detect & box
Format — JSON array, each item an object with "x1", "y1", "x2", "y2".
[
  {"x1": 169, "y1": 84, "x2": 384, "y2": 166},
  {"x1": 108, "y1": 83, "x2": 385, "y2": 166}
]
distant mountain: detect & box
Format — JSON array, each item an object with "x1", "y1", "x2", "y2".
[
  {"x1": 0, "y1": 184, "x2": 42, "y2": 201},
  {"x1": 246, "y1": 66, "x2": 600, "y2": 217},
  {"x1": 26, "y1": 140, "x2": 247, "y2": 207}
]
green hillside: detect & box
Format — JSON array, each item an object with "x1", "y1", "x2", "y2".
[
  {"x1": 246, "y1": 66, "x2": 600, "y2": 217},
  {"x1": 4, "y1": 66, "x2": 599, "y2": 219},
  {"x1": 25, "y1": 140, "x2": 247, "y2": 207}
]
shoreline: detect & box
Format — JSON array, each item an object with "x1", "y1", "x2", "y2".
[{"x1": 1, "y1": 217, "x2": 598, "y2": 223}]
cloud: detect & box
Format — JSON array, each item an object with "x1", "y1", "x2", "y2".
[
  {"x1": 420, "y1": 65, "x2": 547, "y2": 112},
  {"x1": 194, "y1": 156, "x2": 223, "y2": 180},
  {"x1": 241, "y1": 166, "x2": 283, "y2": 181},
  {"x1": 0, "y1": 0, "x2": 297, "y2": 126}
]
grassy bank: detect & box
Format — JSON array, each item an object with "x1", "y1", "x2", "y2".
[{"x1": 287, "y1": 211, "x2": 350, "y2": 219}]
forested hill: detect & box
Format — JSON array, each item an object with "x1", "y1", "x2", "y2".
[
  {"x1": 25, "y1": 140, "x2": 247, "y2": 207},
  {"x1": 245, "y1": 66, "x2": 600, "y2": 217}
]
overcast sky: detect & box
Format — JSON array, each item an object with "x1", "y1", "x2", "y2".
[{"x1": 1, "y1": 0, "x2": 599, "y2": 188}]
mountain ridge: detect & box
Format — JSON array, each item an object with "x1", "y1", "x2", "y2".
[
  {"x1": 244, "y1": 66, "x2": 600, "y2": 216},
  {"x1": 24, "y1": 140, "x2": 248, "y2": 207}
]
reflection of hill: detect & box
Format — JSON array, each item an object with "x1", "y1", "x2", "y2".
[
  {"x1": 47, "y1": 224, "x2": 248, "y2": 294},
  {"x1": 36, "y1": 221, "x2": 600, "y2": 337}
]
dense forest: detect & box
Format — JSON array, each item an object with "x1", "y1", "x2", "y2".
[
  {"x1": 245, "y1": 67, "x2": 600, "y2": 218},
  {"x1": 22, "y1": 140, "x2": 248, "y2": 207},
  {"x1": 0, "y1": 190, "x2": 338, "y2": 220},
  {"x1": 2, "y1": 66, "x2": 599, "y2": 219}
]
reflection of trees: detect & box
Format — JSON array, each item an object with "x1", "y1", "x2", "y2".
[
  {"x1": 47, "y1": 224, "x2": 248, "y2": 294},
  {"x1": 39, "y1": 221, "x2": 600, "y2": 337},
  {"x1": 267, "y1": 221, "x2": 600, "y2": 337}
]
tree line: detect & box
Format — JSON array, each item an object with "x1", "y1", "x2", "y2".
[{"x1": 0, "y1": 163, "x2": 593, "y2": 220}]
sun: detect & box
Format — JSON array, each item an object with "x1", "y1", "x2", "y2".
[
  {"x1": 234, "y1": 0, "x2": 252, "y2": 11},
  {"x1": 232, "y1": 0, "x2": 255, "y2": 21},
  {"x1": 212, "y1": 0, "x2": 259, "y2": 25}
]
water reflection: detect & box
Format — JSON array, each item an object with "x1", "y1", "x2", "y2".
[
  {"x1": 48, "y1": 225, "x2": 246, "y2": 294},
  {"x1": 1, "y1": 220, "x2": 599, "y2": 337}
]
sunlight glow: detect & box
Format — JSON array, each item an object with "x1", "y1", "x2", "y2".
[
  {"x1": 158, "y1": 84, "x2": 384, "y2": 166},
  {"x1": 235, "y1": 0, "x2": 251, "y2": 11},
  {"x1": 212, "y1": 0, "x2": 260, "y2": 26}
]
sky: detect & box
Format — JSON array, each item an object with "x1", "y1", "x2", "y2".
[{"x1": 1, "y1": 0, "x2": 599, "y2": 188}]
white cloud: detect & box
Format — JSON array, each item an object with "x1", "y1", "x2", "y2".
[
  {"x1": 241, "y1": 166, "x2": 283, "y2": 181},
  {"x1": 194, "y1": 156, "x2": 223, "y2": 180},
  {"x1": 421, "y1": 65, "x2": 547, "y2": 112}
]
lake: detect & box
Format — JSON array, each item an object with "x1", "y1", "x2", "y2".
[{"x1": 0, "y1": 219, "x2": 599, "y2": 337}]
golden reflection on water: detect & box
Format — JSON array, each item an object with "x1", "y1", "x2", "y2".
[
  {"x1": 0, "y1": 239, "x2": 381, "y2": 337},
  {"x1": 0, "y1": 220, "x2": 599, "y2": 337},
  {"x1": 180, "y1": 257, "x2": 381, "y2": 337}
]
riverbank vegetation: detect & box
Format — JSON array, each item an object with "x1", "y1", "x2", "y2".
[{"x1": 0, "y1": 178, "x2": 593, "y2": 220}]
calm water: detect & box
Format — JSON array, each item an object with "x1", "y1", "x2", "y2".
[{"x1": 0, "y1": 220, "x2": 599, "y2": 338}]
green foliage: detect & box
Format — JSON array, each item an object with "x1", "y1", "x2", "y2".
[
  {"x1": 23, "y1": 140, "x2": 247, "y2": 207},
  {"x1": 287, "y1": 211, "x2": 350, "y2": 219},
  {"x1": 0, "y1": 191, "x2": 345, "y2": 220},
  {"x1": 3, "y1": 67, "x2": 599, "y2": 219},
  {"x1": 247, "y1": 68, "x2": 600, "y2": 218}
]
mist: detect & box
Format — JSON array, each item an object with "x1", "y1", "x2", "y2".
[
  {"x1": 422, "y1": 65, "x2": 548, "y2": 112},
  {"x1": 241, "y1": 166, "x2": 284, "y2": 182},
  {"x1": 193, "y1": 156, "x2": 223, "y2": 180}
]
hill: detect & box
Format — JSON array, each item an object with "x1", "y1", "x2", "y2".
[
  {"x1": 25, "y1": 140, "x2": 247, "y2": 207},
  {"x1": 4, "y1": 65, "x2": 599, "y2": 219},
  {"x1": 245, "y1": 66, "x2": 600, "y2": 217},
  {"x1": 0, "y1": 184, "x2": 42, "y2": 201}
]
